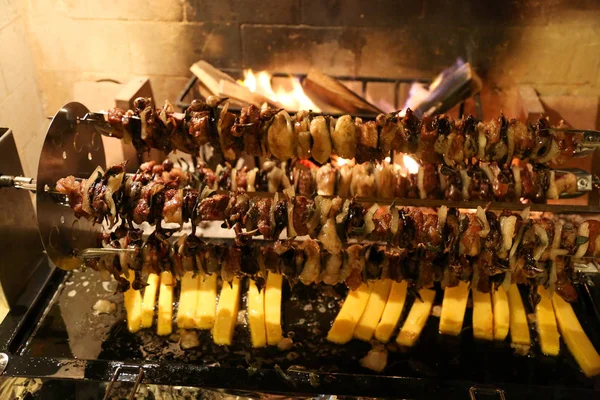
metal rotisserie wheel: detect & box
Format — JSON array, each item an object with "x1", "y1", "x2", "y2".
[{"x1": 36, "y1": 102, "x2": 106, "y2": 270}]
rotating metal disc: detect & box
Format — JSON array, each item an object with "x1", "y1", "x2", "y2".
[{"x1": 36, "y1": 102, "x2": 106, "y2": 270}]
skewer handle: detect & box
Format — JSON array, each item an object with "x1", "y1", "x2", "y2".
[
  {"x1": 575, "y1": 130, "x2": 600, "y2": 156},
  {"x1": 0, "y1": 175, "x2": 36, "y2": 192}
]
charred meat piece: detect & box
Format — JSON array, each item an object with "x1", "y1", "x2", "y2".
[{"x1": 196, "y1": 194, "x2": 230, "y2": 222}]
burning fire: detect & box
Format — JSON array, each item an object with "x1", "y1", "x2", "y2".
[
  {"x1": 239, "y1": 69, "x2": 321, "y2": 112},
  {"x1": 333, "y1": 156, "x2": 354, "y2": 167},
  {"x1": 402, "y1": 154, "x2": 420, "y2": 175}
]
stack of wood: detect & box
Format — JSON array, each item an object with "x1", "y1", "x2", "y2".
[
  {"x1": 302, "y1": 68, "x2": 382, "y2": 114},
  {"x1": 190, "y1": 61, "x2": 279, "y2": 108},
  {"x1": 189, "y1": 61, "x2": 382, "y2": 114},
  {"x1": 411, "y1": 60, "x2": 482, "y2": 118}
]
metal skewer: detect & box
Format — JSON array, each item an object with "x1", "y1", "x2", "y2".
[
  {"x1": 1, "y1": 168, "x2": 600, "y2": 213},
  {"x1": 78, "y1": 247, "x2": 135, "y2": 259},
  {"x1": 72, "y1": 109, "x2": 600, "y2": 156},
  {"x1": 72, "y1": 238, "x2": 599, "y2": 274}
]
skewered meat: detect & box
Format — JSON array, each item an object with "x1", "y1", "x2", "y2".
[
  {"x1": 294, "y1": 110, "x2": 312, "y2": 160},
  {"x1": 71, "y1": 173, "x2": 592, "y2": 305},
  {"x1": 316, "y1": 164, "x2": 336, "y2": 196},
  {"x1": 268, "y1": 111, "x2": 296, "y2": 160},
  {"x1": 310, "y1": 116, "x2": 333, "y2": 164},
  {"x1": 106, "y1": 98, "x2": 584, "y2": 167},
  {"x1": 331, "y1": 115, "x2": 357, "y2": 159},
  {"x1": 185, "y1": 159, "x2": 582, "y2": 203}
]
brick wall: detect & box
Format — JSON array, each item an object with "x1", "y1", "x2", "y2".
[
  {"x1": 0, "y1": 0, "x2": 46, "y2": 177},
  {"x1": 3, "y1": 0, "x2": 600, "y2": 171}
]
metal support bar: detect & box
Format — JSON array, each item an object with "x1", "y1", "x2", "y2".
[
  {"x1": 103, "y1": 365, "x2": 144, "y2": 400},
  {"x1": 469, "y1": 386, "x2": 507, "y2": 400}
]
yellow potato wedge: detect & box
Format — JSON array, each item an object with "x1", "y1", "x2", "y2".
[
  {"x1": 247, "y1": 279, "x2": 267, "y2": 348},
  {"x1": 176, "y1": 271, "x2": 200, "y2": 329},
  {"x1": 375, "y1": 280, "x2": 408, "y2": 343},
  {"x1": 536, "y1": 286, "x2": 560, "y2": 356},
  {"x1": 354, "y1": 279, "x2": 392, "y2": 341},
  {"x1": 123, "y1": 270, "x2": 143, "y2": 333},
  {"x1": 553, "y1": 293, "x2": 600, "y2": 377},
  {"x1": 194, "y1": 273, "x2": 218, "y2": 329},
  {"x1": 141, "y1": 273, "x2": 159, "y2": 329},
  {"x1": 472, "y1": 288, "x2": 494, "y2": 341},
  {"x1": 156, "y1": 271, "x2": 174, "y2": 336},
  {"x1": 439, "y1": 281, "x2": 470, "y2": 336},
  {"x1": 327, "y1": 283, "x2": 372, "y2": 344},
  {"x1": 396, "y1": 289, "x2": 435, "y2": 347},
  {"x1": 265, "y1": 273, "x2": 284, "y2": 346},
  {"x1": 213, "y1": 277, "x2": 241, "y2": 345},
  {"x1": 507, "y1": 284, "x2": 530, "y2": 346},
  {"x1": 492, "y1": 285, "x2": 509, "y2": 340}
]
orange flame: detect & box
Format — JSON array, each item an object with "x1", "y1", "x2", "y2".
[
  {"x1": 402, "y1": 154, "x2": 420, "y2": 175},
  {"x1": 240, "y1": 69, "x2": 320, "y2": 112}
]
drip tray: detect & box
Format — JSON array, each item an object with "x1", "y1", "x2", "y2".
[{"x1": 22, "y1": 268, "x2": 600, "y2": 391}]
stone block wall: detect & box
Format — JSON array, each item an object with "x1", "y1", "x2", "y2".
[{"x1": 0, "y1": 0, "x2": 46, "y2": 177}]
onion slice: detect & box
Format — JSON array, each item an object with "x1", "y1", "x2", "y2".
[
  {"x1": 509, "y1": 222, "x2": 526, "y2": 267},
  {"x1": 82, "y1": 166, "x2": 104, "y2": 216},
  {"x1": 247, "y1": 168, "x2": 257, "y2": 192},
  {"x1": 140, "y1": 107, "x2": 149, "y2": 140},
  {"x1": 459, "y1": 168, "x2": 471, "y2": 200},
  {"x1": 548, "y1": 222, "x2": 564, "y2": 294},
  {"x1": 318, "y1": 217, "x2": 342, "y2": 255},
  {"x1": 479, "y1": 162, "x2": 498, "y2": 197},
  {"x1": 105, "y1": 170, "x2": 125, "y2": 227},
  {"x1": 536, "y1": 139, "x2": 559, "y2": 164},
  {"x1": 533, "y1": 224, "x2": 549, "y2": 261},
  {"x1": 283, "y1": 187, "x2": 297, "y2": 238},
  {"x1": 512, "y1": 165, "x2": 522, "y2": 199},
  {"x1": 574, "y1": 222, "x2": 590, "y2": 259},
  {"x1": 363, "y1": 203, "x2": 380, "y2": 237},
  {"x1": 546, "y1": 171, "x2": 558, "y2": 200},
  {"x1": 437, "y1": 205, "x2": 448, "y2": 234},
  {"x1": 438, "y1": 165, "x2": 447, "y2": 192},
  {"x1": 476, "y1": 206, "x2": 490, "y2": 238},
  {"x1": 500, "y1": 215, "x2": 517, "y2": 253},
  {"x1": 335, "y1": 199, "x2": 351, "y2": 225}
]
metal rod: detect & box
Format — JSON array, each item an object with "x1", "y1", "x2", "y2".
[
  {"x1": 103, "y1": 365, "x2": 144, "y2": 400},
  {"x1": 74, "y1": 238, "x2": 599, "y2": 273},
  {"x1": 1, "y1": 173, "x2": 599, "y2": 213},
  {"x1": 78, "y1": 248, "x2": 136, "y2": 259}
]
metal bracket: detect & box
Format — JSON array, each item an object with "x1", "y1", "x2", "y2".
[
  {"x1": 0, "y1": 353, "x2": 8, "y2": 375},
  {"x1": 103, "y1": 364, "x2": 144, "y2": 400},
  {"x1": 469, "y1": 386, "x2": 506, "y2": 400}
]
